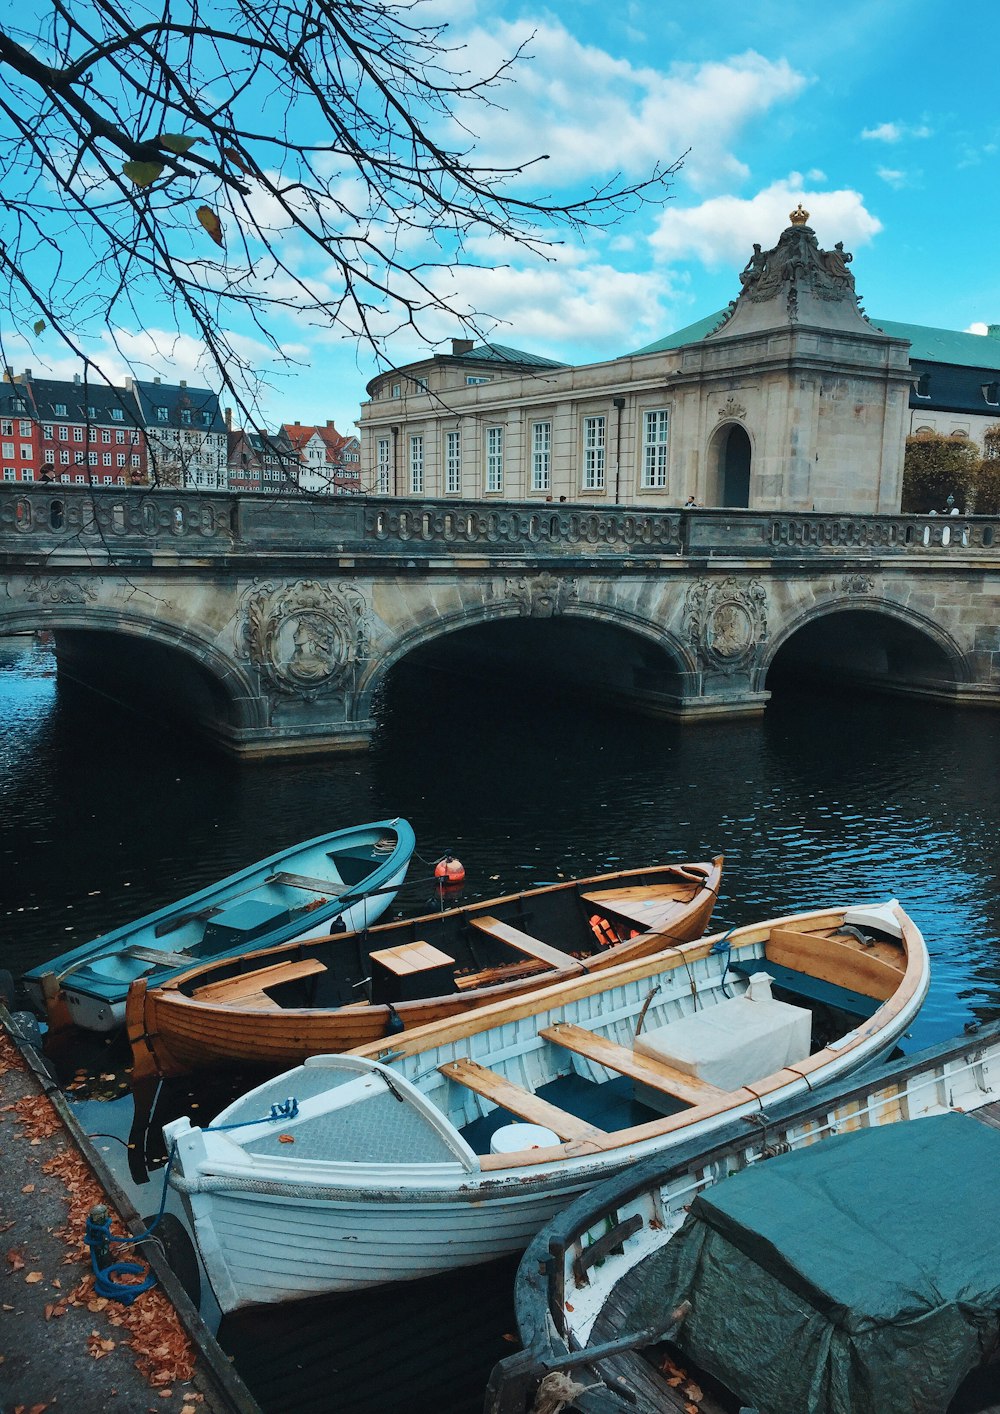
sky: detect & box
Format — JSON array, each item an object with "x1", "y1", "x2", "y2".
[{"x1": 6, "y1": 0, "x2": 1000, "y2": 436}]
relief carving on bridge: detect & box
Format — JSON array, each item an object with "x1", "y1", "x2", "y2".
[
  {"x1": 841, "y1": 573, "x2": 875, "y2": 595},
  {"x1": 685, "y1": 577, "x2": 768, "y2": 671},
  {"x1": 503, "y1": 573, "x2": 578, "y2": 618},
  {"x1": 238, "y1": 580, "x2": 371, "y2": 698},
  {"x1": 22, "y1": 575, "x2": 98, "y2": 605}
]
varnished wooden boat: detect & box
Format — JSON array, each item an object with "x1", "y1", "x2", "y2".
[
  {"x1": 164, "y1": 899, "x2": 928, "y2": 1311},
  {"x1": 486, "y1": 1021, "x2": 1000, "y2": 1414},
  {"x1": 127, "y1": 858, "x2": 722, "y2": 1079}
]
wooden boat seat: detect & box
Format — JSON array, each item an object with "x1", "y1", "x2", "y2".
[
  {"x1": 727, "y1": 957, "x2": 882, "y2": 1019},
  {"x1": 439, "y1": 1057, "x2": 605, "y2": 1142},
  {"x1": 468, "y1": 917, "x2": 586, "y2": 975},
  {"x1": 267, "y1": 871, "x2": 347, "y2": 896},
  {"x1": 191, "y1": 957, "x2": 328, "y2": 1007},
  {"x1": 578, "y1": 887, "x2": 680, "y2": 930},
  {"x1": 540, "y1": 1023, "x2": 732, "y2": 1107}
]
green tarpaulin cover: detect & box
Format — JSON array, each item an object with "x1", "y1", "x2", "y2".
[{"x1": 621, "y1": 1112, "x2": 1000, "y2": 1414}]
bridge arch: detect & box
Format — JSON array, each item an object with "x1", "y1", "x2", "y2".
[
  {"x1": 358, "y1": 598, "x2": 699, "y2": 720},
  {"x1": 0, "y1": 604, "x2": 265, "y2": 736},
  {"x1": 760, "y1": 597, "x2": 971, "y2": 699}
]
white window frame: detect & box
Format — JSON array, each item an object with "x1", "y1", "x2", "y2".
[
  {"x1": 486, "y1": 426, "x2": 504, "y2": 493},
  {"x1": 376, "y1": 437, "x2": 391, "y2": 494},
  {"x1": 531, "y1": 421, "x2": 551, "y2": 492},
  {"x1": 582, "y1": 415, "x2": 606, "y2": 491},
  {"x1": 409, "y1": 434, "x2": 424, "y2": 494},
  {"x1": 445, "y1": 430, "x2": 462, "y2": 494},
  {"x1": 641, "y1": 409, "x2": 669, "y2": 489}
]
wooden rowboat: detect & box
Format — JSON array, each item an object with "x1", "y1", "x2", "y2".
[
  {"x1": 486, "y1": 1021, "x2": 1000, "y2": 1414},
  {"x1": 127, "y1": 858, "x2": 722, "y2": 1079},
  {"x1": 23, "y1": 818, "x2": 415, "y2": 1034},
  {"x1": 164, "y1": 898, "x2": 928, "y2": 1312}
]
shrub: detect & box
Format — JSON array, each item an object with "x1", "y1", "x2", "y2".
[{"x1": 901, "y1": 432, "x2": 980, "y2": 513}]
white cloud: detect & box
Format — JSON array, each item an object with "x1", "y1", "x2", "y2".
[
  {"x1": 876, "y1": 167, "x2": 908, "y2": 189},
  {"x1": 967, "y1": 323, "x2": 989, "y2": 336},
  {"x1": 648, "y1": 176, "x2": 882, "y2": 268},
  {"x1": 437, "y1": 27, "x2": 807, "y2": 195},
  {"x1": 861, "y1": 121, "x2": 932, "y2": 143}
]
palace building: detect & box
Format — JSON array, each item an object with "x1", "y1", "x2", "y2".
[{"x1": 359, "y1": 206, "x2": 1000, "y2": 512}]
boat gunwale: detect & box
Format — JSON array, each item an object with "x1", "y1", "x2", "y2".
[
  {"x1": 172, "y1": 902, "x2": 928, "y2": 1191},
  {"x1": 150, "y1": 857, "x2": 723, "y2": 1000}
]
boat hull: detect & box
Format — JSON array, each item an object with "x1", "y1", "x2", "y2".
[
  {"x1": 165, "y1": 901, "x2": 929, "y2": 1313},
  {"x1": 486, "y1": 1021, "x2": 1000, "y2": 1414},
  {"x1": 23, "y1": 819, "x2": 415, "y2": 1033},
  {"x1": 132, "y1": 859, "x2": 723, "y2": 1076}
]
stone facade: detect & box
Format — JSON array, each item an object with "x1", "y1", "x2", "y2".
[{"x1": 359, "y1": 209, "x2": 913, "y2": 515}]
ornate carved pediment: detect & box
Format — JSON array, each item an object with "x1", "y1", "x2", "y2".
[
  {"x1": 693, "y1": 201, "x2": 882, "y2": 339},
  {"x1": 504, "y1": 573, "x2": 577, "y2": 618},
  {"x1": 686, "y1": 577, "x2": 768, "y2": 671},
  {"x1": 237, "y1": 579, "x2": 371, "y2": 697}
]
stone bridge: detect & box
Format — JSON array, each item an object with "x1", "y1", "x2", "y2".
[{"x1": 2, "y1": 486, "x2": 999, "y2": 757}]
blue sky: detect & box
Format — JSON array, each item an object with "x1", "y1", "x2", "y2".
[{"x1": 8, "y1": 0, "x2": 1000, "y2": 437}]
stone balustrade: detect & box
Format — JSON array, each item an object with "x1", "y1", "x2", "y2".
[{"x1": 2, "y1": 486, "x2": 998, "y2": 561}]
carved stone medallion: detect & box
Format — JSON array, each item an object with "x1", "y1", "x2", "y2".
[
  {"x1": 841, "y1": 573, "x2": 875, "y2": 595},
  {"x1": 686, "y1": 577, "x2": 768, "y2": 670},
  {"x1": 504, "y1": 573, "x2": 577, "y2": 618},
  {"x1": 23, "y1": 575, "x2": 97, "y2": 604},
  {"x1": 238, "y1": 580, "x2": 370, "y2": 697}
]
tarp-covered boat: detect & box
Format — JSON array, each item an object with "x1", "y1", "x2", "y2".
[
  {"x1": 22, "y1": 818, "x2": 415, "y2": 1033},
  {"x1": 486, "y1": 1021, "x2": 1000, "y2": 1414},
  {"x1": 126, "y1": 858, "x2": 722, "y2": 1078},
  {"x1": 164, "y1": 899, "x2": 929, "y2": 1311}
]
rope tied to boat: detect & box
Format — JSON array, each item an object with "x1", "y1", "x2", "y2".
[
  {"x1": 204, "y1": 1096, "x2": 300, "y2": 1132},
  {"x1": 84, "y1": 1204, "x2": 158, "y2": 1305},
  {"x1": 710, "y1": 926, "x2": 739, "y2": 997}
]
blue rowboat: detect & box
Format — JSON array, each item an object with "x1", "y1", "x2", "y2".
[{"x1": 22, "y1": 818, "x2": 415, "y2": 1034}]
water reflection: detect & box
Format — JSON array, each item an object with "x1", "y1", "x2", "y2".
[{"x1": 4, "y1": 636, "x2": 1000, "y2": 1411}]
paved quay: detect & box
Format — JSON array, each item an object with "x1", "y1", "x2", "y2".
[{"x1": 0, "y1": 1009, "x2": 261, "y2": 1414}]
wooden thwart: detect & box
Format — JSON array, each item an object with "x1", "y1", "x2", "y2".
[
  {"x1": 541, "y1": 1023, "x2": 732, "y2": 1106},
  {"x1": 267, "y1": 871, "x2": 347, "y2": 896},
  {"x1": 192, "y1": 956, "x2": 327, "y2": 1005},
  {"x1": 469, "y1": 916, "x2": 586, "y2": 974},
  {"x1": 439, "y1": 1057, "x2": 604, "y2": 1141}
]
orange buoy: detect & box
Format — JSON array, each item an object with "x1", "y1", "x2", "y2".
[{"x1": 434, "y1": 854, "x2": 465, "y2": 887}]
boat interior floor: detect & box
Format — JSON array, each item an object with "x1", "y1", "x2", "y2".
[{"x1": 458, "y1": 1074, "x2": 670, "y2": 1155}]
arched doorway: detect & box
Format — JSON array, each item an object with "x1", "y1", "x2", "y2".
[{"x1": 719, "y1": 423, "x2": 751, "y2": 507}]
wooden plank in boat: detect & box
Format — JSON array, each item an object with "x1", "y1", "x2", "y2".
[
  {"x1": 267, "y1": 870, "x2": 347, "y2": 895},
  {"x1": 540, "y1": 1023, "x2": 732, "y2": 1107},
  {"x1": 578, "y1": 886, "x2": 686, "y2": 928},
  {"x1": 439, "y1": 1057, "x2": 605, "y2": 1142},
  {"x1": 454, "y1": 959, "x2": 548, "y2": 991},
  {"x1": 191, "y1": 956, "x2": 328, "y2": 1004},
  {"x1": 765, "y1": 927, "x2": 901, "y2": 1000},
  {"x1": 369, "y1": 940, "x2": 455, "y2": 977},
  {"x1": 469, "y1": 916, "x2": 586, "y2": 975}
]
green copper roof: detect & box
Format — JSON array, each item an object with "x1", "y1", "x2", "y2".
[
  {"x1": 457, "y1": 342, "x2": 568, "y2": 370},
  {"x1": 631, "y1": 312, "x2": 728, "y2": 355},
  {"x1": 632, "y1": 313, "x2": 1000, "y2": 371},
  {"x1": 866, "y1": 320, "x2": 1000, "y2": 368}
]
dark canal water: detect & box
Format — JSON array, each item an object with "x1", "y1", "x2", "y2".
[{"x1": 3, "y1": 634, "x2": 1000, "y2": 1412}]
